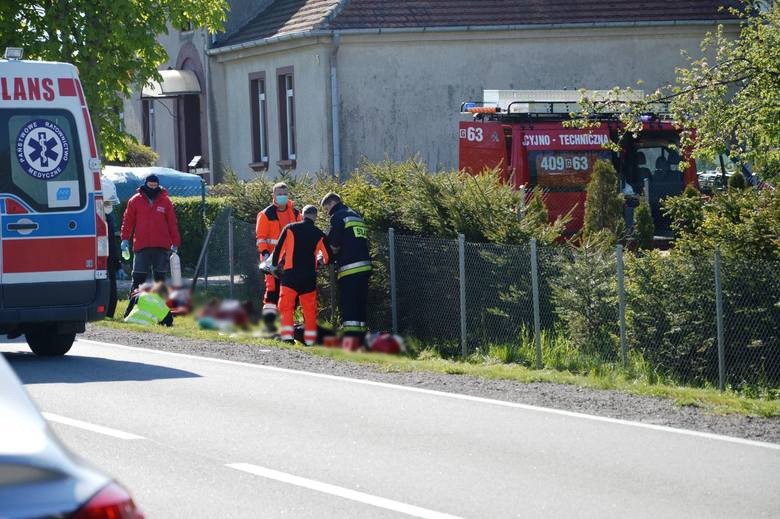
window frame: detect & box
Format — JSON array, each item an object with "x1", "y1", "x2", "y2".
[
  {"x1": 248, "y1": 71, "x2": 268, "y2": 171},
  {"x1": 276, "y1": 67, "x2": 296, "y2": 167},
  {"x1": 142, "y1": 99, "x2": 155, "y2": 149}
]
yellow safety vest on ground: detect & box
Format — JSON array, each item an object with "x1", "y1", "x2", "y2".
[{"x1": 124, "y1": 293, "x2": 169, "y2": 326}]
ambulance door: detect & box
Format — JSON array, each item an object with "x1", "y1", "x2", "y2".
[{"x1": 0, "y1": 107, "x2": 95, "y2": 307}]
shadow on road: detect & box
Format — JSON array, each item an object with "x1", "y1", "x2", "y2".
[{"x1": 3, "y1": 351, "x2": 201, "y2": 385}]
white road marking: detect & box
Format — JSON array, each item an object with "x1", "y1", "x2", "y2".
[
  {"x1": 78, "y1": 339, "x2": 780, "y2": 451},
  {"x1": 227, "y1": 463, "x2": 464, "y2": 519},
  {"x1": 42, "y1": 412, "x2": 144, "y2": 440}
]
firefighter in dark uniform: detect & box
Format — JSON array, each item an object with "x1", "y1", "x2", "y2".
[
  {"x1": 320, "y1": 192, "x2": 371, "y2": 349},
  {"x1": 271, "y1": 205, "x2": 330, "y2": 345}
]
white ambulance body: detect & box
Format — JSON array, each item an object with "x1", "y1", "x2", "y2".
[{"x1": 0, "y1": 52, "x2": 109, "y2": 355}]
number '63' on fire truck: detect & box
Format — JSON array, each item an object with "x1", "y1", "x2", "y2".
[
  {"x1": 0, "y1": 48, "x2": 109, "y2": 356},
  {"x1": 459, "y1": 90, "x2": 699, "y2": 237}
]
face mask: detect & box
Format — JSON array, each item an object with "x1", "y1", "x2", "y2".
[{"x1": 275, "y1": 195, "x2": 288, "y2": 206}]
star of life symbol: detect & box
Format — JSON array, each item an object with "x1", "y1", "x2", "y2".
[{"x1": 16, "y1": 119, "x2": 70, "y2": 180}]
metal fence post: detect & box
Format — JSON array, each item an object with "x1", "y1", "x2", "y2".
[
  {"x1": 714, "y1": 248, "x2": 726, "y2": 391},
  {"x1": 458, "y1": 233, "x2": 467, "y2": 357},
  {"x1": 530, "y1": 239, "x2": 542, "y2": 370},
  {"x1": 616, "y1": 244, "x2": 628, "y2": 368},
  {"x1": 389, "y1": 228, "x2": 398, "y2": 335},
  {"x1": 228, "y1": 209, "x2": 234, "y2": 299},
  {"x1": 201, "y1": 179, "x2": 208, "y2": 290}
]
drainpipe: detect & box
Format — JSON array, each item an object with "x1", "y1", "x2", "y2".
[
  {"x1": 204, "y1": 32, "x2": 217, "y2": 184},
  {"x1": 330, "y1": 32, "x2": 341, "y2": 179}
]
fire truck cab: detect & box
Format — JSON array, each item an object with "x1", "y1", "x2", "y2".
[
  {"x1": 0, "y1": 48, "x2": 109, "y2": 355},
  {"x1": 458, "y1": 90, "x2": 698, "y2": 235}
]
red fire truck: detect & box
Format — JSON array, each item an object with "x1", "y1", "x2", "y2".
[{"x1": 458, "y1": 90, "x2": 698, "y2": 234}]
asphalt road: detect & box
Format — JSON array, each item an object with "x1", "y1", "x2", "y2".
[{"x1": 3, "y1": 339, "x2": 779, "y2": 518}]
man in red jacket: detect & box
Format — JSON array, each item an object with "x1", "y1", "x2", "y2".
[{"x1": 120, "y1": 174, "x2": 181, "y2": 293}]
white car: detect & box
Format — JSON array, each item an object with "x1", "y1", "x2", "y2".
[{"x1": 0, "y1": 354, "x2": 144, "y2": 518}]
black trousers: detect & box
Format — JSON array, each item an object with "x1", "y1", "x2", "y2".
[
  {"x1": 338, "y1": 272, "x2": 370, "y2": 337},
  {"x1": 107, "y1": 267, "x2": 118, "y2": 318}
]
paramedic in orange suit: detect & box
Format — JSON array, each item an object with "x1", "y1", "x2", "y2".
[
  {"x1": 271, "y1": 205, "x2": 330, "y2": 345},
  {"x1": 255, "y1": 182, "x2": 301, "y2": 334}
]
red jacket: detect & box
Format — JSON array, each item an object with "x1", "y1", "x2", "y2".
[{"x1": 120, "y1": 188, "x2": 181, "y2": 252}]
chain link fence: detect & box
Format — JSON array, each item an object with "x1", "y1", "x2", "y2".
[{"x1": 188, "y1": 214, "x2": 779, "y2": 392}]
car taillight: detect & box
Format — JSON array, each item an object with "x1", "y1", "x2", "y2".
[
  {"x1": 72, "y1": 482, "x2": 144, "y2": 519},
  {"x1": 95, "y1": 195, "x2": 108, "y2": 272}
]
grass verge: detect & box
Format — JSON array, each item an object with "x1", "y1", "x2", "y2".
[{"x1": 97, "y1": 301, "x2": 780, "y2": 418}]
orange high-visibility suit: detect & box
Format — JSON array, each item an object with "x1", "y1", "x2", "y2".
[
  {"x1": 271, "y1": 218, "x2": 330, "y2": 344},
  {"x1": 255, "y1": 203, "x2": 301, "y2": 325}
]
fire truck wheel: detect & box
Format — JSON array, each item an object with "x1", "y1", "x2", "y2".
[{"x1": 26, "y1": 326, "x2": 76, "y2": 356}]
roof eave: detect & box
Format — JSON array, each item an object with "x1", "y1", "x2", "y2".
[{"x1": 208, "y1": 18, "x2": 739, "y2": 56}]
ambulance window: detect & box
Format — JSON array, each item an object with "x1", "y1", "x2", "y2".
[{"x1": 1, "y1": 109, "x2": 85, "y2": 212}]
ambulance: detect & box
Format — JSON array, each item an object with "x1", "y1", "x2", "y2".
[
  {"x1": 0, "y1": 48, "x2": 109, "y2": 355},
  {"x1": 459, "y1": 90, "x2": 699, "y2": 236}
]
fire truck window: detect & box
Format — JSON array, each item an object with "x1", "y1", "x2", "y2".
[
  {"x1": 3, "y1": 109, "x2": 85, "y2": 212},
  {"x1": 529, "y1": 150, "x2": 612, "y2": 190}
]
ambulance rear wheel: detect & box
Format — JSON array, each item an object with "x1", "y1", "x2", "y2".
[{"x1": 26, "y1": 327, "x2": 76, "y2": 356}]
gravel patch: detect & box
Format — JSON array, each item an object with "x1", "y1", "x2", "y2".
[{"x1": 83, "y1": 325, "x2": 780, "y2": 444}]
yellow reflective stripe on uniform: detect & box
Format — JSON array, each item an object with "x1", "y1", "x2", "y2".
[
  {"x1": 338, "y1": 260, "x2": 371, "y2": 272},
  {"x1": 337, "y1": 265, "x2": 372, "y2": 279},
  {"x1": 344, "y1": 221, "x2": 366, "y2": 229}
]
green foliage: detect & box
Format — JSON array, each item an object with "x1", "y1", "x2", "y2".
[
  {"x1": 626, "y1": 250, "x2": 780, "y2": 390},
  {"x1": 672, "y1": 188, "x2": 780, "y2": 261},
  {"x1": 170, "y1": 196, "x2": 231, "y2": 268},
  {"x1": 213, "y1": 159, "x2": 565, "y2": 245},
  {"x1": 1, "y1": 1, "x2": 227, "y2": 159},
  {"x1": 728, "y1": 171, "x2": 747, "y2": 190},
  {"x1": 115, "y1": 196, "x2": 230, "y2": 270},
  {"x1": 550, "y1": 237, "x2": 618, "y2": 360},
  {"x1": 105, "y1": 137, "x2": 158, "y2": 167},
  {"x1": 583, "y1": 160, "x2": 624, "y2": 241},
  {"x1": 634, "y1": 200, "x2": 655, "y2": 250},
  {"x1": 570, "y1": 2, "x2": 780, "y2": 168},
  {"x1": 663, "y1": 186, "x2": 705, "y2": 236},
  {"x1": 626, "y1": 251, "x2": 717, "y2": 385}
]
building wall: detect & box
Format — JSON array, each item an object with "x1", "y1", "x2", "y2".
[
  {"x1": 335, "y1": 24, "x2": 736, "y2": 174},
  {"x1": 210, "y1": 39, "x2": 333, "y2": 180},
  {"x1": 121, "y1": 27, "x2": 210, "y2": 170}
]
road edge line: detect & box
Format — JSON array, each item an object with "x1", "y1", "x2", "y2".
[{"x1": 78, "y1": 339, "x2": 780, "y2": 451}]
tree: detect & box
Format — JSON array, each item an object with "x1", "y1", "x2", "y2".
[
  {"x1": 634, "y1": 200, "x2": 654, "y2": 250},
  {"x1": 570, "y1": 2, "x2": 780, "y2": 172},
  {"x1": 583, "y1": 160, "x2": 624, "y2": 240},
  {"x1": 0, "y1": 1, "x2": 226, "y2": 159}
]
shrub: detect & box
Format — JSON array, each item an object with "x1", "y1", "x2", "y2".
[
  {"x1": 634, "y1": 200, "x2": 654, "y2": 250},
  {"x1": 211, "y1": 159, "x2": 565, "y2": 245},
  {"x1": 663, "y1": 185, "x2": 705, "y2": 236},
  {"x1": 672, "y1": 188, "x2": 780, "y2": 261},
  {"x1": 550, "y1": 236, "x2": 619, "y2": 360},
  {"x1": 105, "y1": 137, "x2": 158, "y2": 167},
  {"x1": 625, "y1": 251, "x2": 717, "y2": 385},
  {"x1": 625, "y1": 250, "x2": 780, "y2": 389},
  {"x1": 583, "y1": 160, "x2": 624, "y2": 241},
  {"x1": 728, "y1": 171, "x2": 747, "y2": 190}
]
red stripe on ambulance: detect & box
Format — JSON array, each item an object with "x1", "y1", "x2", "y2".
[
  {"x1": 73, "y1": 80, "x2": 97, "y2": 158},
  {"x1": 3, "y1": 237, "x2": 95, "y2": 273},
  {"x1": 57, "y1": 77, "x2": 77, "y2": 97}
]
